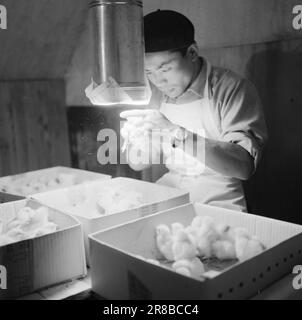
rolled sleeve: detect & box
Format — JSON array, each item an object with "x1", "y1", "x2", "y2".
[{"x1": 218, "y1": 76, "x2": 268, "y2": 170}]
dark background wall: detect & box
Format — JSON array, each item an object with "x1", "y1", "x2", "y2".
[
  {"x1": 67, "y1": 106, "x2": 141, "y2": 179},
  {"x1": 0, "y1": 80, "x2": 70, "y2": 175},
  {"x1": 0, "y1": 0, "x2": 302, "y2": 223},
  {"x1": 203, "y1": 39, "x2": 302, "y2": 224}
]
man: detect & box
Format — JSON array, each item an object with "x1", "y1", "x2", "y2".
[{"x1": 121, "y1": 10, "x2": 267, "y2": 212}]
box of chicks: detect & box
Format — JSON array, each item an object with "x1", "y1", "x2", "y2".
[
  {"x1": 0, "y1": 166, "x2": 111, "y2": 203},
  {"x1": 0, "y1": 199, "x2": 87, "y2": 299},
  {"x1": 31, "y1": 177, "x2": 190, "y2": 265},
  {"x1": 89, "y1": 202, "x2": 302, "y2": 300}
]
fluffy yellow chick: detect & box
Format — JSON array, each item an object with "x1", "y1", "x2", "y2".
[
  {"x1": 156, "y1": 224, "x2": 174, "y2": 261},
  {"x1": 191, "y1": 216, "x2": 204, "y2": 229},
  {"x1": 235, "y1": 236, "x2": 265, "y2": 261},
  {"x1": 15, "y1": 207, "x2": 35, "y2": 226},
  {"x1": 172, "y1": 257, "x2": 205, "y2": 278},
  {"x1": 212, "y1": 240, "x2": 237, "y2": 260},
  {"x1": 171, "y1": 222, "x2": 185, "y2": 235},
  {"x1": 174, "y1": 266, "x2": 191, "y2": 277},
  {"x1": 172, "y1": 229, "x2": 198, "y2": 261},
  {"x1": 196, "y1": 222, "x2": 218, "y2": 258}
]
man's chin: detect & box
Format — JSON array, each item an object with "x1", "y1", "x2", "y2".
[{"x1": 164, "y1": 90, "x2": 183, "y2": 99}]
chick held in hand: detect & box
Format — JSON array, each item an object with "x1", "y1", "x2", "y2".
[
  {"x1": 120, "y1": 110, "x2": 159, "y2": 152},
  {"x1": 120, "y1": 109, "x2": 178, "y2": 153},
  {"x1": 120, "y1": 119, "x2": 161, "y2": 155}
]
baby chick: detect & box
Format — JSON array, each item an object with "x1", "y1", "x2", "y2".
[
  {"x1": 215, "y1": 223, "x2": 231, "y2": 240},
  {"x1": 191, "y1": 216, "x2": 204, "y2": 229},
  {"x1": 172, "y1": 229, "x2": 198, "y2": 261},
  {"x1": 184, "y1": 225, "x2": 199, "y2": 247},
  {"x1": 232, "y1": 227, "x2": 251, "y2": 240},
  {"x1": 5, "y1": 227, "x2": 26, "y2": 241},
  {"x1": 34, "y1": 222, "x2": 57, "y2": 237},
  {"x1": 15, "y1": 207, "x2": 35, "y2": 226},
  {"x1": 146, "y1": 258, "x2": 161, "y2": 266},
  {"x1": 196, "y1": 237, "x2": 212, "y2": 258},
  {"x1": 156, "y1": 224, "x2": 174, "y2": 261},
  {"x1": 21, "y1": 207, "x2": 50, "y2": 234},
  {"x1": 172, "y1": 257, "x2": 205, "y2": 278},
  {"x1": 212, "y1": 240, "x2": 237, "y2": 260},
  {"x1": 235, "y1": 236, "x2": 265, "y2": 261},
  {"x1": 174, "y1": 266, "x2": 191, "y2": 277},
  {"x1": 171, "y1": 222, "x2": 184, "y2": 235},
  {"x1": 196, "y1": 221, "x2": 218, "y2": 258}
]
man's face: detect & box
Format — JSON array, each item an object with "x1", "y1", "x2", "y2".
[{"x1": 145, "y1": 49, "x2": 195, "y2": 99}]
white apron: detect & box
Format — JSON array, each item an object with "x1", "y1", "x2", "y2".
[{"x1": 157, "y1": 60, "x2": 247, "y2": 212}]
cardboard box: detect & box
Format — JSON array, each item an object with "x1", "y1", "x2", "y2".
[
  {"x1": 89, "y1": 203, "x2": 302, "y2": 300},
  {"x1": 0, "y1": 166, "x2": 111, "y2": 198},
  {"x1": 0, "y1": 199, "x2": 87, "y2": 299},
  {"x1": 32, "y1": 177, "x2": 190, "y2": 265}
]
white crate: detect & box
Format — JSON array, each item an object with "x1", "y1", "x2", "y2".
[
  {"x1": 89, "y1": 202, "x2": 302, "y2": 300},
  {"x1": 0, "y1": 166, "x2": 111, "y2": 198},
  {"x1": 32, "y1": 177, "x2": 190, "y2": 266},
  {"x1": 0, "y1": 199, "x2": 87, "y2": 299}
]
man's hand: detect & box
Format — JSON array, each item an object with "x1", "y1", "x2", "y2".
[
  {"x1": 120, "y1": 116, "x2": 154, "y2": 152},
  {"x1": 120, "y1": 109, "x2": 179, "y2": 151},
  {"x1": 120, "y1": 109, "x2": 181, "y2": 171},
  {"x1": 120, "y1": 109, "x2": 178, "y2": 131}
]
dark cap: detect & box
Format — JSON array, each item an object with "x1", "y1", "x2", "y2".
[{"x1": 144, "y1": 10, "x2": 195, "y2": 53}]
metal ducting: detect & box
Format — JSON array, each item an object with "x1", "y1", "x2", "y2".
[{"x1": 89, "y1": 0, "x2": 149, "y2": 105}]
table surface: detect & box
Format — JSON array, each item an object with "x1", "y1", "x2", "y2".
[{"x1": 19, "y1": 270, "x2": 302, "y2": 300}]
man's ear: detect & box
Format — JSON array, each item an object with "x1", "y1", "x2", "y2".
[{"x1": 187, "y1": 43, "x2": 199, "y2": 62}]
